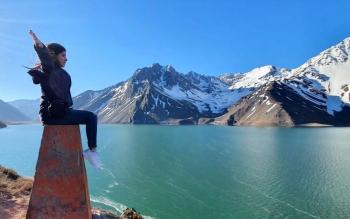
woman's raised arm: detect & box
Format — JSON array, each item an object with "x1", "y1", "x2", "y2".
[
  {"x1": 29, "y1": 30, "x2": 53, "y2": 73},
  {"x1": 29, "y1": 30, "x2": 44, "y2": 48}
]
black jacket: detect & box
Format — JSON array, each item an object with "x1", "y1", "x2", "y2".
[{"x1": 27, "y1": 44, "x2": 73, "y2": 121}]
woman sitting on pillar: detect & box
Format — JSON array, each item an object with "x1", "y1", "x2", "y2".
[{"x1": 27, "y1": 30, "x2": 99, "y2": 156}]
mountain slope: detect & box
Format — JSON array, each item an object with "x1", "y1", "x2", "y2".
[
  {"x1": 0, "y1": 99, "x2": 30, "y2": 122},
  {"x1": 213, "y1": 81, "x2": 348, "y2": 126},
  {"x1": 7, "y1": 99, "x2": 40, "y2": 121},
  {"x1": 284, "y1": 37, "x2": 350, "y2": 115}
]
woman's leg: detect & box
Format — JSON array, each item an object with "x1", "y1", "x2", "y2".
[{"x1": 44, "y1": 109, "x2": 97, "y2": 149}]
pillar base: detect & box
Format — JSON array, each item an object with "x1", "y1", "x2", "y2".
[{"x1": 26, "y1": 125, "x2": 92, "y2": 219}]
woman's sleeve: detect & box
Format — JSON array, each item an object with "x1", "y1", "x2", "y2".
[
  {"x1": 34, "y1": 44, "x2": 54, "y2": 74},
  {"x1": 27, "y1": 69, "x2": 44, "y2": 84}
]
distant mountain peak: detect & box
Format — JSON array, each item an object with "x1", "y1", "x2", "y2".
[
  {"x1": 132, "y1": 63, "x2": 174, "y2": 78},
  {"x1": 219, "y1": 65, "x2": 292, "y2": 90},
  {"x1": 298, "y1": 37, "x2": 350, "y2": 70},
  {"x1": 164, "y1": 64, "x2": 175, "y2": 73},
  {"x1": 151, "y1": 62, "x2": 162, "y2": 69},
  {"x1": 149, "y1": 63, "x2": 175, "y2": 73}
]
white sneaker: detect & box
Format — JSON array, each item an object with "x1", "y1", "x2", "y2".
[{"x1": 83, "y1": 149, "x2": 103, "y2": 170}]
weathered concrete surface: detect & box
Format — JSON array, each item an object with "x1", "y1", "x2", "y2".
[{"x1": 26, "y1": 125, "x2": 92, "y2": 219}]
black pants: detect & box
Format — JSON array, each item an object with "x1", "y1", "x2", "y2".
[{"x1": 43, "y1": 108, "x2": 97, "y2": 149}]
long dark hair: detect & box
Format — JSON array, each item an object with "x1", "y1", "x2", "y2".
[
  {"x1": 22, "y1": 62, "x2": 42, "y2": 71},
  {"x1": 23, "y1": 47, "x2": 57, "y2": 71}
]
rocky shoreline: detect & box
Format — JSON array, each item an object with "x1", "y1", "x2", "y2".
[{"x1": 0, "y1": 165, "x2": 144, "y2": 219}]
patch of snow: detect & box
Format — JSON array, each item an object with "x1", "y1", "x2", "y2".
[
  {"x1": 229, "y1": 65, "x2": 291, "y2": 90},
  {"x1": 246, "y1": 110, "x2": 256, "y2": 119},
  {"x1": 326, "y1": 95, "x2": 343, "y2": 115},
  {"x1": 161, "y1": 81, "x2": 253, "y2": 113},
  {"x1": 266, "y1": 103, "x2": 277, "y2": 113}
]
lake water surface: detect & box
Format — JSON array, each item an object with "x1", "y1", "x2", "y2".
[{"x1": 1, "y1": 124, "x2": 350, "y2": 218}]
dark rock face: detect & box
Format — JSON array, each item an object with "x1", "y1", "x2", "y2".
[
  {"x1": 131, "y1": 84, "x2": 200, "y2": 124},
  {"x1": 0, "y1": 121, "x2": 6, "y2": 128},
  {"x1": 214, "y1": 81, "x2": 350, "y2": 126},
  {"x1": 333, "y1": 105, "x2": 350, "y2": 126}
]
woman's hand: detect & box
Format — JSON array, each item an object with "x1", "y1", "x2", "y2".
[{"x1": 29, "y1": 30, "x2": 43, "y2": 48}]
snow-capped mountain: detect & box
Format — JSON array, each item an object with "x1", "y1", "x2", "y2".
[
  {"x1": 219, "y1": 65, "x2": 292, "y2": 89},
  {"x1": 150, "y1": 64, "x2": 249, "y2": 115},
  {"x1": 74, "y1": 63, "x2": 249, "y2": 124},
  {"x1": 213, "y1": 81, "x2": 349, "y2": 126},
  {"x1": 215, "y1": 37, "x2": 350, "y2": 126},
  {"x1": 282, "y1": 37, "x2": 350, "y2": 115}
]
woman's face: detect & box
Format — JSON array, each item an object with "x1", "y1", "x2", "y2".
[{"x1": 57, "y1": 51, "x2": 67, "y2": 67}]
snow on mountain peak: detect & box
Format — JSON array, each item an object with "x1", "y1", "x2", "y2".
[
  {"x1": 297, "y1": 37, "x2": 350, "y2": 70},
  {"x1": 285, "y1": 37, "x2": 350, "y2": 115},
  {"x1": 129, "y1": 64, "x2": 248, "y2": 114},
  {"x1": 227, "y1": 65, "x2": 291, "y2": 89}
]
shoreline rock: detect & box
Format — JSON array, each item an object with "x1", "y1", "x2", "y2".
[{"x1": 0, "y1": 165, "x2": 144, "y2": 219}]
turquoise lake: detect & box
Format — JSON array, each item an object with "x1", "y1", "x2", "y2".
[{"x1": 1, "y1": 124, "x2": 350, "y2": 218}]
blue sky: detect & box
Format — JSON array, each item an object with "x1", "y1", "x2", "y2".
[{"x1": 0, "y1": 0, "x2": 349, "y2": 101}]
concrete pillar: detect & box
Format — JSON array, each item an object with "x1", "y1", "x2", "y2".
[{"x1": 26, "y1": 125, "x2": 92, "y2": 219}]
